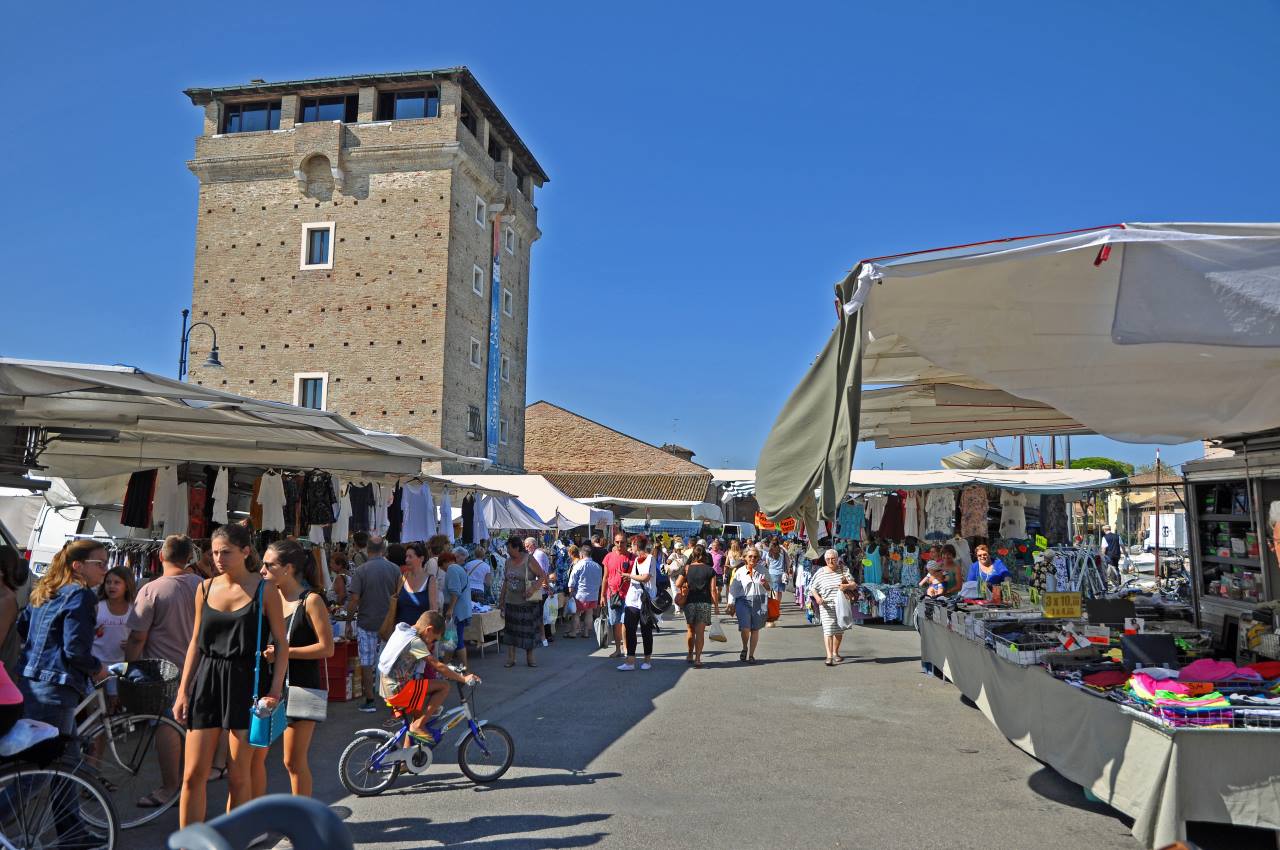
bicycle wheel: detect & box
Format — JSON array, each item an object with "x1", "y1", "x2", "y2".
[
  {"x1": 81, "y1": 712, "x2": 185, "y2": 828},
  {"x1": 457, "y1": 724, "x2": 513, "y2": 783},
  {"x1": 0, "y1": 762, "x2": 119, "y2": 849},
  {"x1": 338, "y1": 731, "x2": 400, "y2": 796}
]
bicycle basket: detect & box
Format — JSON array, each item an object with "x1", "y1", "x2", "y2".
[{"x1": 117, "y1": 658, "x2": 180, "y2": 715}]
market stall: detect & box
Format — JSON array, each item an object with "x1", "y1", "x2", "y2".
[{"x1": 442, "y1": 474, "x2": 613, "y2": 532}]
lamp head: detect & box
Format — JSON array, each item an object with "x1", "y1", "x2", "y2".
[{"x1": 203, "y1": 345, "x2": 223, "y2": 369}]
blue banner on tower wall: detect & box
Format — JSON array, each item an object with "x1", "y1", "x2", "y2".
[{"x1": 484, "y1": 216, "x2": 503, "y2": 464}]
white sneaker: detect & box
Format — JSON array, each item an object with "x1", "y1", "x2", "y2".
[
  {"x1": 639, "y1": 662, "x2": 652, "y2": 670},
  {"x1": 541, "y1": 639, "x2": 549, "y2": 647},
  {"x1": 616, "y1": 663, "x2": 635, "y2": 671}
]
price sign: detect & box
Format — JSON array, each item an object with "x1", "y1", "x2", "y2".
[{"x1": 1042, "y1": 591, "x2": 1082, "y2": 619}]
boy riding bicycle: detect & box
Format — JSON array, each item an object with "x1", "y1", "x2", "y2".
[{"x1": 377, "y1": 610, "x2": 480, "y2": 744}]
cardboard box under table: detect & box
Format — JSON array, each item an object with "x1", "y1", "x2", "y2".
[
  {"x1": 919, "y1": 617, "x2": 1280, "y2": 847},
  {"x1": 464, "y1": 609, "x2": 505, "y2": 658}
]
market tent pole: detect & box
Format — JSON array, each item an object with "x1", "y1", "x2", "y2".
[{"x1": 1155, "y1": 447, "x2": 1162, "y2": 581}]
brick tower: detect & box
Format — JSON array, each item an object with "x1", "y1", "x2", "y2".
[{"x1": 183, "y1": 69, "x2": 547, "y2": 472}]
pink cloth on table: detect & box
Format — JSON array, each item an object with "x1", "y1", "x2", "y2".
[
  {"x1": 1133, "y1": 672, "x2": 1190, "y2": 696},
  {"x1": 0, "y1": 667, "x2": 19, "y2": 706},
  {"x1": 1179, "y1": 659, "x2": 1246, "y2": 682}
]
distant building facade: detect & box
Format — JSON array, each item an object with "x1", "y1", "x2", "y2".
[{"x1": 184, "y1": 68, "x2": 547, "y2": 471}]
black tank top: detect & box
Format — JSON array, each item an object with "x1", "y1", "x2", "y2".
[
  {"x1": 285, "y1": 591, "x2": 323, "y2": 690},
  {"x1": 197, "y1": 578, "x2": 262, "y2": 661}
]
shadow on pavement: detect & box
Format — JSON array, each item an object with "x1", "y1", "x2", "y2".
[{"x1": 345, "y1": 812, "x2": 611, "y2": 849}]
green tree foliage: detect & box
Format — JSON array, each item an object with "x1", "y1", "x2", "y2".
[{"x1": 1071, "y1": 456, "x2": 1134, "y2": 479}]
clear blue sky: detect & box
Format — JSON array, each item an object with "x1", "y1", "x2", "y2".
[{"x1": 4, "y1": 3, "x2": 1278, "y2": 473}]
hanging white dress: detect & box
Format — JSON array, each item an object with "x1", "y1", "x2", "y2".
[
  {"x1": 472, "y1": 494, "x2": 489, "y2": 544},
  {"x1": 999, "y1": 491, "x2": 1028, "y2": 539},
  {"x1": 332, "y1": 477, "x2": 352, "y2": 542},
  {"x1": 401, "y1": 483, "x2": 437, "y2": 542},
  {"x1": 256, "y1": 472, "x2": 287, "y2": 533},
  {"x1": 438, "y1": 489, "x2": 454, "y2": 543},
  {"x1": 211, "y1": 467, "x2": 230, "y2": 524}
]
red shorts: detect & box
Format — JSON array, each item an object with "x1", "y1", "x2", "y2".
[
  {"x1": 384, "y1": 677, "x2": 439, "y2": 715},
  {"x1": 576, "y1": 600, "x2": 599, "y2": 611}
]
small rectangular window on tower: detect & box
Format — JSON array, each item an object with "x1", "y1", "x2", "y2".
[
  {"x1": 500, "y1": 355, "x2": 510, "y2": 383},
  {"x1": 293, "y1": 373, "x2": 328, "y2": 410},
  {"x1": 221, "y1": 100, "x2": 282, "y2": 134},
  {"x1": 376, "y1": 89, "x2": 439, "y2": 121},
  {"x1": 502, "y1": 288, "x2": 513, "y2": 317},
  {"x1": 474, "y1": 196, "x2": 486, "y2": 226},
  {"x1": 472, "y1": 264, "x2": 485, "y2": 295},
  {"x1": 504, "y1": 228, "x2": 515, "y2": 254},
  {"x1": 300, "y1": 223, "x2": 335, "y2": 270},
  {"x1": 469, "y1": 338, "x2": 482, "y2": 368},
  {"x1": 300, "y1": 94, "x2": 359, "y2": 124},
  {"x1": 499, "y1": 417, "x2": 509, "y2": 445},
  {"x1": 467, "y1": 405, "x2": 482, "y2": 439}
]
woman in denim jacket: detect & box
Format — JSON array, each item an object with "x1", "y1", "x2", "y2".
[{"x1": 18, "y1": 539, "x2": 110, "y2": 732}]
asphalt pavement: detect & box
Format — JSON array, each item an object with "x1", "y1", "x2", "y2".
[{"x1": 140, "y1": 601, "x2": 1272, "y2": 849}]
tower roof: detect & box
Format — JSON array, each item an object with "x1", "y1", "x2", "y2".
[{"x1": 184, "y1": 67, "x2": 548, "y2": 184}]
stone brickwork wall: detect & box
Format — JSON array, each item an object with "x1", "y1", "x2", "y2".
[
  {"x1": 523, "y1": 401, "x2": 707, "y2": 475},
  {"x1": 185, "y1": 73, "x2": 542, "y2": 471}
]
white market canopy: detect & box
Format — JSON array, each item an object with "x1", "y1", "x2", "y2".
[
  {"x1": 441, "y1": 474, "x2": 613, "y2": 529},
  {"x1": 576, "y1": 496, "x2": 724, "y2": 523},
  {"x1": 0, "y1": 358, "x2": 489, "y2": 478},
  {"x1": 481, "y1": 495, "x2": 550, "y2": 531},
  {"x1": 757, "y1": 222, "x2": 1280, "y2": 523},
  {"x1": 844, "y1": 467, "x2": 1111, "y2": 494}
]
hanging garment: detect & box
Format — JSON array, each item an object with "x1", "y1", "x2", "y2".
[
  {"x1": 332, "y1": 478, "x2": 352, "y2": 542},
  {"x1": 188, "y1": 485, "x2": 208, "y2": 539},
  {"x1": 903, "y1": 493, "x2": 923, "y2": 539},
  {"x1": 211, "y1": 467, "x2": 230, "y2": 525},
  {"x1": 249, "y1": 476, "x2": 264, "y2": 529},
  {"x1": 877, "y1": 491, "x2": 906, "y2": 541},
  {"x1": 120, "y1": 470, "x2": 157, "y2": 529},
  {"x1": 301, "y1": 471, "x2": 337, "y2": 526},
  {"x1": 1040, "y1": 494, "x2": 1068, "y2": 545},
  {"x1": 863, "y1": 544, "x2": 883, "y2": 584},
  {"x1": 166, "y1": 482, "x2": 189, "y2": 537},
  {"x1": 999, "y1": 490, "x2": 1028, "y2": 539},
  {"x1": 900, "y1": 545, "x2": 922, "y2": 587},
  {"x1": 283, "y1": 473, "x2": 302, "y2": 536},
  {"x1": 462, "y1": 494, "x2": 475, "y2": 543},
  {"x1": 151, "y1": 467, "x2": 187, "y2": 535},
  {"x1": 959, "y1": 484, "x2": 989, "y2": 538},
  {"x1": 400, "y1": 483, "x2": 436, "y2": 542},
  {"x1": 348, "y1": 484, "x2": 374, "y2": 534},
  {"x1": 948, "y1": 536, "x2": 972, "y2": 567},
  {"x1": 472, "y1": 495, "x2": 489, "y2": 543},
  {"x1": 836, "y1": 502, "x2": 861, "y2": 539},
  {"x1": 387, "y1": 485, "x2": 403, "y2": 542},
  {"x1": 257, "y1": 472, "x2": 288, "y2": 532},
  {"x1": 924, "y1": 489, "x2": 956, "y2": 540},
  {"x1": 438, "y1": 489, "x2": 454, "y2": 543},
  {"x1": 865, "y1": 495, "x2": 888, "y2": 532}
]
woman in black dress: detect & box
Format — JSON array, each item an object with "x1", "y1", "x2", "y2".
[
  {"x1": 255, "y1": 539, "x2": 333, "y2": 797},
  {"x1": 174, "y1": 524, "x2": 288, "y2": 827}
]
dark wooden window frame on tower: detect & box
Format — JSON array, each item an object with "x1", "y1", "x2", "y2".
[
  {"x1": 221, "y1": 100, "x2": 282, "y2": 134},
  {"x1": 376, "y1": 88, "x2": 440, "y2": 121},
  {"x1": 299, "y1": 94, "x2": 359, "y2": 124}
]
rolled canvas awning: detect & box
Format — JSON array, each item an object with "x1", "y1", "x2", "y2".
[
  {"x1": 757, "y1": 222, "x2": 1280, "y2": 520},
  {"x1": 0, "y1": 358, "x2": 488, "y2": 478}
]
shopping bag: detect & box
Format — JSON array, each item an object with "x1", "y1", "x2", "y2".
[
  {"x1": 542, "y1": 594, "x2": 558, "y2": 625},
  {"x1": 565, "y1": 597, "x2": 577, "y2": 615},
  {"x1": 594, "y1": 612, "x2": 610, "y2": 649},
  {"x1": 835, "y1": 591, "x2": 855, "y2": 630},
  {"x1": 766, "y1": 597, "x2": 781, "y2": 622},
  {"x1": 708, "y1": 618, "x2": 728, "y2": 643},
  {"x1": 441, "y1": 621, "x2": 458, "y2": 652}
]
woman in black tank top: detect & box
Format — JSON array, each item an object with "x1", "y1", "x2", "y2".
[
  {"x1": 257, "y1": 540, "x2": 334, "y2": 798},
  {"x1": 174, "y1": 524, "x2": 289, "y2": 829}
]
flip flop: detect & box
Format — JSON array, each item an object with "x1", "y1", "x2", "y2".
[
  {"x1": 136, "y1": 791, "x2": 171, "y2": 809},
  {"x1": 825, "y1": 659, "x2": 834, "y2": 667},
  {"x1": 527, "y1": 661, "x2": 538, "y2": 668},
  {"x1": 694, "y1": 662, "x2": 704, "y2": 669},
  {"x1": 504, "y1": 661, "x2": 515, "y2": 668},
  {"x1": 207, "y1": 766, "x2": 228, "y2": 783},
  {"x1": 739, "y1": 651, "x2": 748, "y2": 662}
]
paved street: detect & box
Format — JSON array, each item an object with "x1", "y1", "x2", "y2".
[{"x1": 139, "y1": 603, "x2": 1271, "y2": 850}]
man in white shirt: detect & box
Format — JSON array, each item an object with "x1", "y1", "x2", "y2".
[{"x1": 525, "y1": 537, "x2": 553, "y2": 642}]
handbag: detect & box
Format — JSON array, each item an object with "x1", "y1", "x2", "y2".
[
  {"x1": 249, "y1": 581, "x2": 288, "y2": 748},
  {"x1": 766, "y1": 596, "x2": 781, "y2": 622},
  {"x1": 594, "y1": 611, "x2": 610, "y2": 649},
  {"x1": 285, "y1": 590, "x2": 329, "y2": 723},
  {"x1": 673, "y1": 577, "x2": 688, "y2": 608},
  {"x1": 377, "y1": 577, "x2": 405, "y2": 641}
]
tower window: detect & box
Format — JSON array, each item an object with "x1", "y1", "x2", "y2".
[
  {"x1": 469, "y1": 338, "x2": 483, "y2": 368},
  {"x1": 467, "y1": 405, "x2": 482, "y2": 439},
  {"x1": 500, "y1": 355, "x2": 510, "y2": 383},
  {"x1": 459, "y1": 99, "x2": 478, "y2": 137},
  {"x1": 499, "y1": 416, "x2": 510, "y2": 445},
  {"x1": 221, "y1": 100, "x2": 282, "y2": 134},
  {"x1": 300, "y1": 223, "x2": 335, "y2": 270},
  {"x1": 376, "y1": 89, "x2": 439, "y2": 121},
  {"x1": 300, "y1": 94, "x2": 358, "y2": 124},
  {"x1": 504, "y1": 227, "x2": 515, "y2": 254},
  {"x1": 474, "y1": 196, "x2": 486, "y2": 226},
  {"x1": 293, "y1": 372, "x2": 328, "y2": 410},
  {"x1": 502, "y1": 288, "x2": 513, "y2": 317},
  {"x1": 472, "y1": 264, "x2": 485, "y2": 296}
]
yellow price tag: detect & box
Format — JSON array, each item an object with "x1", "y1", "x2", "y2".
[{"x1": 1042, "y1": 591, "x2": 1082, "y2": 619}]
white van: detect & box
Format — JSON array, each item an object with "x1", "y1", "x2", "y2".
[{"x1": 721, "y1": 522, "x2": 756, "y2": 540}]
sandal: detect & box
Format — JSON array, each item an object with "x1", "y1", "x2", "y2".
[
  {"x1": 747, "y1": 657, "x2": 757, "y2": 664},
  {"x1": 207, "y1": 766, "x2": 228, "y2": 783},
  {"x1": 136, "y1": 791, "x2": 172, "y2": 809},
  {"x1": 694, "y1": 662, "x2": 704, "y2": 669},
  {"x1": 739, "y1": 651, "x2": 747, "y2": 662},
  {"x1": 824, "y1": 658, "x2": 834, "y2": 667},
  {"x1": 504, "y1": 661, "x2": 516, "y2": 668},
  {"x1": 527, "y1": 661, "x2": 538, "y2": 668}
]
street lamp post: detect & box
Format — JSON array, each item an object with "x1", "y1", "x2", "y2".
[{"x1": 178, "y1": 308, "x2": 224, "y2": 380}]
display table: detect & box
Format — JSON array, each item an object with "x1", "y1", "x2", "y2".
[
  {"x1": 464, "y1": 609, "x2": 505, "y2": 658},
  {"x1": 920, "y1": 618, "x2": 1280, "y2": 848}
]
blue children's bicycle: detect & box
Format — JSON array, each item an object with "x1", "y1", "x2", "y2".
[{"x1": 337, "y1": 667, "x2": 514, "y2": 795}]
